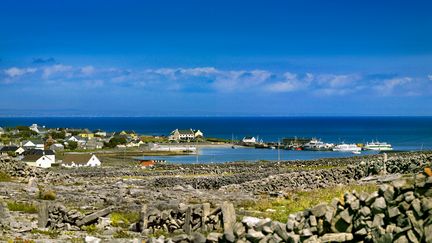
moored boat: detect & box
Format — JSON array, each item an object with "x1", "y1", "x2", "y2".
[
  {"x1": 333, "y1": 143, "x2": 361, "y2": 153},
  {"x1": 302, "y1": 138, "x2": 334, "y2": 151},
  {"x1": 363, "y1": 141, "x2": 393, "y2": 151}
]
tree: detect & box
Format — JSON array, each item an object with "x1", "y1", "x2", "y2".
[
  {"x1": 67, "y1": 141, "x2": 78, "y2": 150},
  {"x1": 104, "y1": 136, "x2": 127, "y2": 148}
]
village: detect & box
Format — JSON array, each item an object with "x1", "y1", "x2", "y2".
[{"x1": 0, "y1": 124, "x2": 210, "y2": 169}]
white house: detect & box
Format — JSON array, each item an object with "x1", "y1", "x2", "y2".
[
  {"x1": 169, "y1": 129, "x2": 198, "y2": 141},
  {"x1": 29, "y1": 124, "x2": 47, "y2": 134},
  {"x1": 23, "y1": 149, "x2": 55, "y2": 162},
  {"x1": 0, "y1": 146, "x2": 25, "y2": 155},
  {"x1": 67, "y1": 136, "x2": 79, "y2": 142},
  {"x1": 50, "y1": 143, "x2": 65, "y2": 151},
  {"x1": 242, "y1": 136, "x2": 257, "y2": 144},
  {"x1": 22, "y1": 140, "x2": 45, "y2": 150},
  {"x1": 23, "y1": 155, "x2": 54, "y2": 168},
  {"x1": 194, "y1": 130, "x2": 204, "y2": 138},
  {"x1": 62, "y1": 154, "x2": 101, "y2": 168}
]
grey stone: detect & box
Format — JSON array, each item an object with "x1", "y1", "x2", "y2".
[
  {"x1": 303, "y1": 235, "x2": 319, "y2": 243},
  {"x1": 37, "y1": 201, "x2": 49, "y2": 228},
  {"x1": 76, "y1": 206, "x2": 114, "y2": 226},
  {"x1": 274, "y1": 222, "x2": 289, "y2": 241},
  {"x1": 407, "y1": 230, "x2": 419, "y2": 243},
  {"x1": 190, "y1": 232, "x2": 206, "y2": 243},
  {"x1": 411, "y1": 198, "x2": 422, "y2": 217},
  {"x1": 355, "y1": 228, "x2": 367, "y2": 236},
  {"x1": 365, "y1": 191, "x2": 379, "y2": 206},
  {"x1": 424, "y1": 224, "x2": 432, "y2": 243},
  {"x1": 287, "y1": 233, "x2": 300, "y2": 243},
  {"x1": 372, "y1": 214, "x2": 385, "y2": 228},
  {"x1": 371, "y1": 197, "x2": 387, "y2": 214},
  {"x1": 309, "y1": 215, "x2": 317, "y2": 227},
  {"x1": 421, "y1": 197, "x2": 432, "y2": 212},
  {"x1": 339, "y1": 209, "x2": 352, "y2": 224},
  {"x1": 404, "y1": 191, "x2": 415, "y2": 203},
  {"x1": 320, "y1": 233, "x2": 353, "y2": 242},
  {"x1": 246, "y1": 229, "x2": 265, "y2": 243},
  {"x1": 393, "y1": 234, "x2": 408, "y2": 243},
  {"x1": 311, "y1": 203, "x2": 327, "y2": 217},
  {"x1": 388, "y1": 206, "x2": 401, "y2": 218},
  {"x1": 359, "y1": 206, "x2": 371, "y2": 217},
  {"x1": 350, "y1": 199, "x2": 360, "y2": 211},
  {"x1": 331, "y1": 214, "x2": 352, "y2": 233},
  {"x1": 233, "y1": 222, "x2": 246, "y2": 238},
  {"x1": 172, "y1": 234, "x2": 189, "y2": 242},
  {"x1": 221, "y1": 201, "x2": 236, "y2": 236},
  {"x1": 206, "y1": 233, "x2": 222, "y2": 243}
]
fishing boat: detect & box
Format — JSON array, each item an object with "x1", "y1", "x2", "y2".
[
  {"x1": 333, "y1": 143, "x2": 361, "y2": 153},
  {"x1": 363, "y1": 141, "x2": 393, "y2": 151},
  {"x1": 302, "y1": 138, "x2": 334, "y2": 151}
]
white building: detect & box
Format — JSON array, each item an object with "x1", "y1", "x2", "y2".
[
  {"x1": 169, "y1": 129, "x2": 204, "y2": 141},
  {"x1": 22, "y1": 140, "x2": 45, "y2": 150},
  {"x1": 61, "y1": 154, "x2": 101, "y2": 168},
  {"x1": 23, "y1": 155, "x2": 54, "y2": 168},
  {"x1": 242, "y1": 136, "x2": 257, "y2": 144}
]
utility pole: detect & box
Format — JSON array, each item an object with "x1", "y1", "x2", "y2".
[
  {"x1": 383, "y1": 152, "x2": 387, "y2": 175},
  {"x1": 277, "y1": 138, "x2": 280, "y2": 163}
]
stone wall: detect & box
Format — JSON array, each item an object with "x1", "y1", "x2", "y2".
[{"x1": 148, "y1": 171, "x2": 432, "y2": 242}]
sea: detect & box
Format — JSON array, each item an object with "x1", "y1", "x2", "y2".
[{"x1": 1, "y1": 116, "x2": 431, "y2": 163}]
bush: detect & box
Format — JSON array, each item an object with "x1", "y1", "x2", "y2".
[
  {"x1": 30, "y1": 229, "x2": 59, "y2": 238},
  {"x1": 113, "y1": 230, "x2": 133, "y2": 239},
  {"x1": 38, "y1": 190, "x2": 56, "y2": 200}
]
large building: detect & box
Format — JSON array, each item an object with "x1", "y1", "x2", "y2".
[{"x1": 169, "y1": 129, "x2": 204, "y2": 141}]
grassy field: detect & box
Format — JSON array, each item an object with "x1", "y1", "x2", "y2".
[{"x1": 237, "y1": 183, "x2": 377, "y2": 222}]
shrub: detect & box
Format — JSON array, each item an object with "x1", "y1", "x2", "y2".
[
  {"x1": 30, "y1": 229, "x2": 59, "y2": 238},
  {"x1": 38, "y1": 190, "x2": 56, "y2": 200},
  {"x1": 113, "y1": 230, "x2": 133, "y2": 239},
  {"x1": 82, "y1": 224, "x2": 100, "y2": 235}
]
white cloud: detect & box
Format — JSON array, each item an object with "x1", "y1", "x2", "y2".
[
  {"x1": 4, "y1": 67, "x2": 36, "y2": 77},
  {"x1": 81, "y1": 65, "x2": 95, "y2": 75},
  {"x1": 316, "y1": 74, "x2": 361, "y2": 88},
  {"x1": 428, "y1": 74, "x2": 432, "y2": 81},
  {"x1": 43, "y1": 64, "x2": 72, "y2": 78},
  {"x1": 374, "y1": 77, "x2": 413, "y2": 95}
]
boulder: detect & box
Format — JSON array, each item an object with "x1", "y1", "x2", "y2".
[
  {"x1": 76, "y1": 206, "x2": 114, "y2": 226},
  {"x1": 320, "y1": 233, "x2": 353, "y2": 242}
]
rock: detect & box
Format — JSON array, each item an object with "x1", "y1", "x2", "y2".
[
  {"x1": 243, "y1": 216, "x2": 261, "y2": 228},
  {"x1": 365, "y1": 191, "x2": 379, "y2": 206},
  {"x1": 309, "y1": 215, "x2": 317, "y2": 227},
  {"x1": 339, "y1": 209, "x2": 352, "y2": 224},
  {"x1": 287, "y1": 233, "x2": 300, "y2": 243},
  {"x1": 27, "y1": 177, "x2": 39, "y2": 194},
  {"x1": 320, "y1": 233, "x2": 353, "y2": 242},
  {"x1": 206, "y1": 233, "x2": 222, "y2": 243},
  {"x1": 191, "y1": 232, "x2": 206, "y2": 243},
  {"x1": 85, "y1": 236, "x2": 101, "y2": 243},
  {"x1": 233, "y1": 222, "x2": 246, "y2": 238},
  {"x1": 424, "y1": 224, "x2": 432, "y2": 243},
  {"x1": 359, "y1": 206, "x2": 371, "y2": 217},
  {"x1": 273, "y1": 222, "x2": 289, "y2": 241},
  {"x1": 372, "y1": 214, "x2": 385, "y2": 228},
  {"x1": 172, "y1": 234, "x2": 189, "y2": 242},
  {"x1": 404, "y1": 191, "x2": 415, "y2": 203},
  {"x1": 311, "y1": 203, "x2": 327, "y2": 217},
  {"x1": 388, "y1": 206, "x2": 400, "y2": 218},
  {"x1": 331, "y1": 214, "x2": 352, "y2": 233},
  {"x1": 371, "y1": 197, "x2": 386, "y2": 214},
  {"x1": 76, "y1": 206, "x2": 114, "y2": 226},
  {"x1": 37, "y1": 201, "x2": 49, "y2": 228},
  {"x1": 222, "y1": 202, "x2": 236, "y2": 235},
  {"x1": 0, "y1": 202, "x2": 12, "y2": 227},
  {"x1": 246, "y1": 229, "x2": 265, "y2": 243},
  {"x1": 393, "y1": 234, "x2": 408, "y2": 243}
]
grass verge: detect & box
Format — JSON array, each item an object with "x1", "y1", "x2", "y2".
[{"x1": 237, "y1": 183, "x2": 377, "y2": 222}]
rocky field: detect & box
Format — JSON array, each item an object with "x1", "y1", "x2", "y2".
[{"x1": 0, "y1": 151, "x2": 431, "y2": 242}]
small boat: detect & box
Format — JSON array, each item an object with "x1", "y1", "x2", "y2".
[
  {"x1": 333, "y1": 143, "x2": 361, "y2": 153},
  {"x1": 270, "y1": 146, "x2": 276, "y2": 150},
  {"x1": 363, "y1": 141, "x2": 393, "y2": 151},
  {"x1": 352, "y1": 151, "x2": 361, "y2": 154}
]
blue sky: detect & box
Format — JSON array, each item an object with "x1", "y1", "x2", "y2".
[{"x1": 0, "y1": 0, "x2": 431, "y2": 116}]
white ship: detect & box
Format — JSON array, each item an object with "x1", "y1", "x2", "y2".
[
  {"x1": 302, "y1": 138, "x2": 334, "y2": 151},
  {"x1": 333, "y1": 143, "x2": 361, "y2": 153},
  {"x1": 363, "y1": 141, "x2": 393, "y2": 151}
]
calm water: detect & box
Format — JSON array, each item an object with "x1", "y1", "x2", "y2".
[{"x1": 0, "y1": 116, "x2": 431, "y2": 163}]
